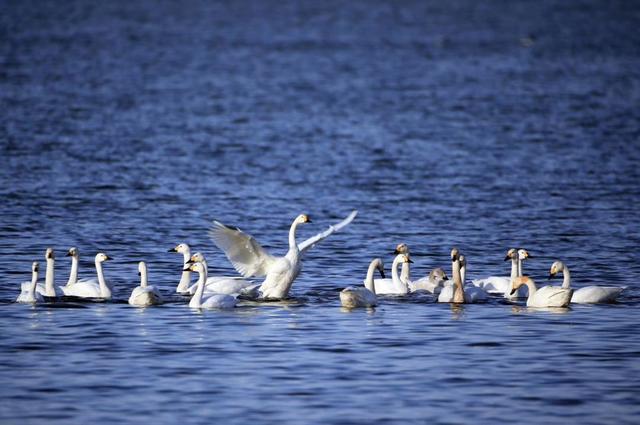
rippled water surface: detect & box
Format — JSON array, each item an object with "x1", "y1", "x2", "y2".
[{"x1": 1, "y1": 1, "x2": 640, "y2": 424}]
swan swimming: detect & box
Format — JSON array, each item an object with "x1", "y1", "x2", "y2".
[
  {"x1": 185, "y1": 260, "x2": 237, "y2": 309},
  {"x1": 549, "y1": 260, "x2": 624, "y2": 304},
  {"x1": 393, "y1": 243, "x2": 411, "y2": 283},
  {"x1": 16, "y1": 262, "x2": 44, "y2": 304},
  {"x1": 60, "y1": 253, "x2": 113, "y2": 299},
  {"x1": 24, "y1": 248, "x2": 61, "y2": 297},
  {"x1": 60, "y1": 247, "x2": 101, "y2": 291},
  {"x1": 511, "y1": 276, "x2": 573, "y2": 308},
  {"x1": 372, "y1": 254, "x2": 412, "y2": 295},
  {"x1": 438, "y1": 249, "x2": 487, "y2": 303},
  {"x1": 186, "y1": 252, "x2": 258, "y2": 296},
  {"x1": 168, "y1": 243, "x2": 193, "y2": 294},
  {"x1": 469, "y1": 248, "x2": 529, "y2": 298},
  {"x1": 128, "y1": 261, "x2": 163, "y2": 307},
  {"x1": 340, "y1": 258, "x2": 384, "y2": 308},
  {"x1": 209, "y1": 211, "x2": 357, "y2": 299},
  {"x1": 392, "y1": 243, "x2": 448, "y2": 294}
]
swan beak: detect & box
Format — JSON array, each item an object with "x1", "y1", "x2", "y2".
[
  {"x1": 105, "y1": 255, "x2": 113, "y2": 261},
  {"x1": 182, "y1": 267, "x2": 190, "y2": 272},
  {"x1": 138, "y1": 271, "x2": 141, "y2": 277},
  {"x1": 510, "y1": 288, "x2": 517, "y2": 295},
  {"x1": 185, "y1": 260, "x2": 195, "y2": 266},
  {"x1": 527, "y1": 254, "x2": 532, "y2": 259},
  {"x1": 168, "y1": 247, "x2": 177, "y2": 252},
  {"x1": 65, "y1": 251, "x2": 72, "y2": 257},
  {"x1": 380, "y1": 270, "x2": 386, "y2": 279},
  {"x1": 408, "y1": 258, "x2": 414, "y2": 263},
  {"x1": 393, "y1": 248, "x2": 400, "y2": 254},
  {"x1": 503, "y1": 255, "x2": 510, "y2": 261},
  {"x1": 547, "y1": 273, "x2": 555, "y2": 280},
  {"x1": 306, "y1": 217, "x2": 312, "y2": 223}
]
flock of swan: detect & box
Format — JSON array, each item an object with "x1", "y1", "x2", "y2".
[{"x1": 14, "y1": 210, "x2": 625, "y2": 310}]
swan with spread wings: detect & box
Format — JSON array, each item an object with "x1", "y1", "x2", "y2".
[{"x1": 209, "y1": 211, "x2": 357, "y2": 299}]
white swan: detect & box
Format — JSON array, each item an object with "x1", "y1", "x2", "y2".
[
  {"x1": 59, "y1": 247, "x2": 100, "y2": 292},
  {"x1": 17, "y1": 262, "x2": 44, "y2": 304},
  {"x1": 186, "y1": 260, "x2": 237, "y2": 309},
  {"x1": 439, "y1": 249, "x2": 487, "y2": 303},
  {"x1": 393, "y1": 243, "x2": 411, "y2": 283},
  {"x1": 373, "y1": 254, "x2": 412, "y2": 295},
  {"x1": 169, "y1": 243, "x2": 193, "y2": 294},
  {"x1": 511, "y1": 276, "x2": 573, "y2": 308},
  {"x1": 408, "y1": 267, "x2": 449, "y2": 294},
  {"x1": 185, "y1": 252, "x2": 258, "y2": 296},
  {"x1": 60, "y1": 253, "x2": 113, "y2": 299},
  {"x1": 469, "y1": 248, "x2": 529, "y2": 298},
  {"x1": 549, "y1": 260, "x2": 624, "y2": 304},
  {"x1": 128, "y1": 261, "x2": 163, "y2": 307},
  {"x1": 209, "y1": 210, "x2": 357, "y2": 299},
  {"x1": 340, "y1": 258, "x2": 384, "y2": 308},
  {"x1": 31, "y1": 248, "x2": 61, "y2": 297}
]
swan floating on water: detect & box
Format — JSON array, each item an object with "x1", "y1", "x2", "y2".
[
  {"x1": 392, "y1": 243, "x2": 448, "y2": 294},
  {"x1": 60, "y1": 253, "x2": 113, "y2": 299},
  {"x1": 511, "y1": 276, "x2": 572, "y2": 308},
  {"x1": 128, "y1": 261, "x2": 163, "y2": 307},
  {"x1": 549, "y1": 260, "x2": 624, "y2": 304},
  {"x1": 185, "y1": 259, "x2": 237, "y2": 309},
  {"x1": 16, "y1": 262, "x2": 44, "y2": 304},
  {"x1": 439, "y1": 250, "x2": 488, "y2": 303},
  {"x1": 340, "y1": 258, "x2": 384, "y2": 308},
  {"x1": 168, "y1": 243, "x2": 193, "y2": 294},
  {"x1": 209, "y1": 211, "x2": 357, "y2": 299},
  {"x1": 373, "y1": 254, "x2": 412, "y2": 295},
  {"x1": 21, "y1": 248, "x2": 60, "y2": 297},
  {"x1": 185, "y1": 252, "x2": 258, "y2": 296},
  {"x1": 470, "y1": 248, "x2": 529, "y2": 298}
]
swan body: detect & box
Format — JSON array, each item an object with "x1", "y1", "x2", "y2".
[
  {"x1": 549, "y1": 260, "x2": 624, "y2": 304},
  {"x1": 512, "y1": 276, "x2": 573, "y2": 308},
  {"x1": 340, "y1": 258, "x2": 384, "y2": 308},
  {"x1": 129, "y1": 262, "x2": 163, "y2": 307},
  {"x1": 438, "y1": 251, "x2": 487, "y2": 303},
  {"x1": 470, "y1": 248, "x2": 529, "y2": 298},
  {"x1": 169, "y1": 243, "x2": 193, "y2": 294},
  {"x1": 59, "y1": 247, "x2": 100, "y2": 294},
  {"x1": 17, "y1": 262, "x2": 44, "y2": 304},
  {"x1": 186, "y1": 260, "x2": 237, "y2": 309},
  {"x1": 373, "y1": 254, "x2": 412, "y2": 295},
  {"x1": 185, "y1": 253, "x2": 256, "y2": 296},
  {"x1": 60, "y1": 253, "x2": 113, "y2": 299},
  {"x1": 408, "y1": 268, "x2": 449, "y2": 294},
  {"x1": 209, "y1": 211, "x2": 357, "y2": 300}
]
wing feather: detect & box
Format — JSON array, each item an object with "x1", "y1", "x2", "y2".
[
  {"x1": 298, "y1": 210, "x2": 358, "y2": 253},
  {"x1": 208, "y1": 220, "x2": 277, "y2": 278}
]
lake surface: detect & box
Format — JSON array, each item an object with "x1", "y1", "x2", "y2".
[{"x1": 1, "y1": 1, "x2": 639, "y2": 424}]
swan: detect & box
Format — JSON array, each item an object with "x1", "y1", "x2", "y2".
[
  {"x1": 340, "y1": 258, "x2": 384, "y2": 308},
  {"x1": 185, "y1": 252, "x2": 258, "y2": 296},
  {"x1": 511, "y1": 276, "x2": 573, "y2": 308},
  {"x1": 209, "y1": 210, "x2": 357, "y2": 299},
  {"x1": 60, "y1": 247, "x2": 100, "y2": 291},
  {"x1": 549, "y1": 260, "x2": 624, "y2": 304},
  {"x1": 128, "y1": 261, "x2": 163, "y2": 307},
  {"x1": 22, "y1": 248, "x2": 61, "y2": 297},
  {"x1": 185, "y1": 260, "x2": 237, "y2": 309},
  {"x1": 60, "y1": 253, "x2": 113, "y2": 299},
  {"x1": 372, "y1": 254, "x2": 412, "y2": 295},
  {"x1": 169, "y1": 243, "x2": 193, "y2": 294},
  {"x1": 16, "y1": 262, "x2": 44, "y2": 304},
  {"x1": 438, "y1": 249, "x2": 487, "y2": 303},
  {"x1": 408, "y1": 267, "x2": 449, "y2": 294},
  {"x1": 393, "y1": 243, "x2": 411, "y2": 283},
  {"x1": 469, "y1": 248, "x2": 529, "y2": 298}
]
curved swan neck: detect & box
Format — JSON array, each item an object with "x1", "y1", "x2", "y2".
[
  {"x1": 176, "y1": 248, "x2": 192, "y2": 292},
  {"x1": 95, "y1": 260, "x2": 111, "y2": 298},
  {"x1": 522, "y1": 279, "x2": 537, "y2": 297},
  {"x1": 140, "y1": 265, "x2": 148, "y2": 288},
  {"x1": 68, "y1": 255, "x2": 78, "y2": 286},
  {"x1": 29, "y1": 269, "x2": 39, "y2": 297},
  {"x1": 190, "y1": 264, "x2": 207, "y2": 308},
  {"x1": 45, "y1": 258, "x2": 55, "y2": 295},
  {"x1": 561, "y1": 264, "x2": 571, "y2": 289},
  {"x1": 288, "y1": 219, "x2": 301, "y2": 254},
  {"x1": 364, "y1": 261, "x2": 377, "y2": 294},
  {"x1": 453, "y1": 259, "x2": 465, "y2": 303},
  {"x1": 391, "y1": 256, "x2": 407, "y2": 291},
  {"x1": 400, "y1": 261, "x2": 410, "y2": 283}
]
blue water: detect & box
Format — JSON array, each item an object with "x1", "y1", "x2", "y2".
[{"x1": 1, "y1": 1, "x2": 640, "y2": 423}]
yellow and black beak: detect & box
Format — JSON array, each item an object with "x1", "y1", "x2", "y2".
[
  {"x1": 168, "y1": 247, "x2": 177, "y2": 252},
  {"x1": 510, "y1": 287, "x2": 517, "y2": 295},
  {"x1": 65, "y1": 251, "x2": 72, "y2": 257},
  {"x1": 105, "y1": 255, "x2": 113, "y2": 261}
]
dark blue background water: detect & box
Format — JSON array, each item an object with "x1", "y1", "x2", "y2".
[{"x1": 1, "y1": 1, "x2": 639, "y2": 424}]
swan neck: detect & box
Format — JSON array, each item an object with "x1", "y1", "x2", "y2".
[
  {"x1": 364, "y1": 262, "x2": 377, "y2": 295},
  {"x1": 523, "y1": 279, "x2": 537, "y2": 297},
  {"x1": 29, "y1": 270, "x2": 38, "y2": 297},
  {"x1": 140, "y1": 267, "x2": 148, "y2": 288},
  {"x1": 190, "y1": 264, "x2": 207, "y2": 308},
  {"x1": 45, "y1": 258, "x2": 55, "y2": 295},
  {"x1": 460, "y1": 264, "x2": 466, "y2": 284},
  {"x1": 453, "y1": 259, "x2": 465, "y2": 302},
  {"x1": 177, "y1": 250, "x2": 191, "y2": 292},
  {"x1": 95, "y1": 260, "x2": 110, "y2": 298},
  {"x1": 511, "y1": 258, "x2": 519, "y2": 279},
  {"x1": 391, "y1": 257, "x2": 407, "y2": 291},
  {"x1": 68, "y1": 255, "x2": 78, "y2": 286},
  {"x1": 561, "y1": 265, "x2": 571, "y2": 289},
  {"x1": 400, "y1": 261, "x2": 410, "y2": 283},
  {"x1": 288, "y1": 219, "x2": 300, "y2": 254}
]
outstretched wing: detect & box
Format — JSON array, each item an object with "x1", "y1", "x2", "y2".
[
  {"x1": 208, "y1": 220, "x2": 277, "y2": 278},
  {"x1": 298, "y1": 210, "x2": 358, "y2": 253}
]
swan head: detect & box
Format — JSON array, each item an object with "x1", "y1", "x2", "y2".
[
  {"x1": 548, "y1": 261, "x2": 565, "y2": 279},
  {"x1": 66, "y1": 247, "x2": 79, "y2": 258},
  {"x1": 189, "y1": 252, "x2": 206, "y2": 263},
  {"x1": 32, "y1": 261, "x2": 39, "y2": 273},
  {"x1": 504, "y1": 248, "x2": 517, "y2": 261},
  {"x1": 450, "y1": 247, "x2": 460, "y2": 261},
  {"x1": 295, "y1": 214, "x2": 312, "y2": 224},
  {"x1": 518, "y1": 249, "x2": 531, "y2": 260},
  {"x1": 397, "y1": 254, "x2": 413, "y2": 264},
  {"x1": 95, "y1": 252, "x2": 112, "y2": 263},
  {"x1": 372, "y1": 258, "x2": 385, "y2": 278},
  {"x1": 169, "y1": 243, "x2": 190, "y2": 254},
  {"x1": 429, "y1": 267, "x2": 448, "y2": 282},
  {"x1": 511, "y1": 276, "x2": 533, "y2": 295},
  {"x1": 185, "y1": 262, "x2": 206, "y2": 273},
  {"x1": 458, "y1": 254, "x2": 466, "y2": 267},
  {"x1": 45, "y1": 248, "x2": 55, "y2": 260},
  {"x1": 137, "y1": 261, "x2": 147, "y2": 276},
  {"x1": 393, "y1": 243, "x2": 409, "y2": 255}
]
